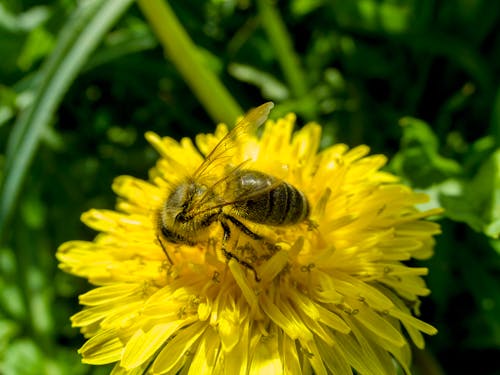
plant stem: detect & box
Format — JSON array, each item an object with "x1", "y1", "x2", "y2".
[
  {"x1": 256, "y1": 0, "x2": 308, "y2": 100},
  {"x1": 137, "y1": 0, "x2": 242, "y2": 125}
]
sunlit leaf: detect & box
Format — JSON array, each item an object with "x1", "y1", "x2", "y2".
[
  {"x1": 17, "y1": 27, "x2": 55, "y2": 71},
  {"x1": 440, "y1": 149, "x2": 500, "y2": 238},
  {"x1": 390, "y1": 117, "x2": 462, "y2": 188}
]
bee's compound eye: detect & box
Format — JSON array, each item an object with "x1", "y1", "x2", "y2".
[
  {"x1": 176, "y1": 212, "x2": 188, "y2": 223},
  {"x1": 160, "y1": 225, "x2": 180, "y2": 244}
]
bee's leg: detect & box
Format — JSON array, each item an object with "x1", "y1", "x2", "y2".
[
  {"x1": 224, "y1": 215, "x2": 262, "y2": 240},
  {"x1": 220, "y1": 220, "x2": 261, "y2": 282},
  {"x1": 157, "y1": 235, "x2": 174, "y2": 265},
  {"x1": 225, "y1": 215, "x2": 277, "y2": 253}
]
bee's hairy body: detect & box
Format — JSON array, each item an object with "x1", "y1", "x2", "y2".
[
  {"x1": 157, "y1": 102, "x2": 310, "y2": 280},
  {"x1": 228, "y1": 170, "x2": 309, "y2": 226},
  {"x1": 160, "y1": 169, "x2": 310, "y2": 246}
]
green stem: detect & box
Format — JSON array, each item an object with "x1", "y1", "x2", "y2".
[
  {"x1": 257, "y1": 0, "x2": 308, "y2": 100},
  {"x1": 137, "y1": 0, "x2": 242, "y2": 125}
]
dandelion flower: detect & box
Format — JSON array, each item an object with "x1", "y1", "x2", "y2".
[{"x1": 58, "y1": 103, "x2": 441, "y2": 374}]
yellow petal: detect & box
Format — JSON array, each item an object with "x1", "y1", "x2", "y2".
[
  {"x1": 249, "y1": 333, "x2": 282, "y2": 375},
  {"x1": 187, "y1": 327, "x2": 220, "y2": 375},
  {"x1": 79, "y1": 284, "x2": 142, "y2": 306},
  {"x1": 281, "y1": 332, "x2": 302, "y2": 375},
  {"x1": 79, "y1": 329, "x2": 123, "y2": 365},
  {"x1": 121, "y1": 320, "x2": 188, "y2": 369},
  {"x1": 353, "y1": 306, "x2": 406, "y2": 348},
  {"x1": 316, "y1": 337, "x2": 352, "y2": 375},
  {"x1": 152, "y1": 321, "x2": 207, "y2": 374},
  {"x1": 261, "y1": 295, "x2": 305, "y2": 340}
]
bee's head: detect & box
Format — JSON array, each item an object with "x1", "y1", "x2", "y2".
[
  {"x1": 161, "y1": 182, "x2": 190, "y2": 222},
  {"x1": 158, "y1": 180, "x2": 207, "y2": 245}
]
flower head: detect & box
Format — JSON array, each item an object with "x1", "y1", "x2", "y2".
[{"x1": 58, "y1": 106, "x2": 441, "y2": 374}]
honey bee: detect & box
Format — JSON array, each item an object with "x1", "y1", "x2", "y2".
[{"x1": 158, "y1": 102, "x2": 310, "y2": 280}]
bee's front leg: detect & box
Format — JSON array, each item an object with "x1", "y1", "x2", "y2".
[{"x1": 220, "y1": 220, "x2": 261, "y2": 282}]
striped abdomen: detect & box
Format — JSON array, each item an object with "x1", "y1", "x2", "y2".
[{"x1": 230, "y1": 170, "x2": 309, "y2": 226}]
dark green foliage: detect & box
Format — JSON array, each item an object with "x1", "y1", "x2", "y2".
[{"x1": 0, "y1": 0, "x2": 499, "y2": 374}]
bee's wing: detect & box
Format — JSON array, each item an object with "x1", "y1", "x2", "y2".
[
  {"x1": 193, "y1": 159, "x2": 251, "y2": 209},
  {"x1": 193, "y1": 169, "x2": 285, "y2": 216},
  {"x1": 193, "y1": 102, "x2": 274, "y2": 179}
]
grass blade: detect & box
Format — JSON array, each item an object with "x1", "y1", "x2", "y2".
[{"x1": 0, "y1": 0, "x2": 135, "y2": 239}]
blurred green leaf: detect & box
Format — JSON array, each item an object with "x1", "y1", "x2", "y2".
[
  {"x1": 20, "y1": 191, "x2": 46, "y2": 229},
  {"x1": 323, "y1": 0, "x2": 413, "y2": 34},
  {"x1": 83, "y1": 19, "x2": 157, "y2": 72},
  {"x1": 0, "y1": 0, "x2": 135, "y2": 239},
  {"x1": 0, "y1": 85, "x2": 17, "y2": 127},
  {"x1": 290, "y1": 0, "x2": 324, "y2": 17},
  {"x1": 491, "y1": 239, "x2": 500, "y2": 256},
  {"x1": 464, "y1": 136, "x2": 497, "y2": 172},
  {"x1": 0, "y1": 284, "x2": 25, "y2": 320},
  {"x1": 390, "y1": 117, "x2": 463, "y2": 187},
  {"x1": 0, "y1": 319, "x2": 20, "y2": 354},
  {"x1": 0, "y1": 4, "x2": 50, "y2": 33},
  {"x1": 358, "y1": 0, "x2": 412, "y2": 33},
  {"x1": 26, "y1": 267, "x2": 54, "y2": 338},
  {"x1": 440, "y1": 149, "x2": 500, "y2": 238},
  {"x1": 1, "y1": 339, "x2": 44, "y2": 375},
  {"x1": 17, "y1": 27, "x2": 55, "y2": 71},
  {"x1": 0, "y1": 4, "x2": 52, "y2": 77},
  {"x1": 228, "y1": 62, "x2": 289, "y2": 100},
  {"x1": 0, "y1": 247, "x2": 26, "y2": 320}
]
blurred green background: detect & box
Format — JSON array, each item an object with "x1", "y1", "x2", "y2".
[{"x1": 0, "y1": 0, "x2": 499, "y2": 374}]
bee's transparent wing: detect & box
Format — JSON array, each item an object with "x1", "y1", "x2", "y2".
[
  {"x1": 193, "y1": 102, "x2": 274, "y2": 179},
  {"x1": 193, "y1": 169, "x2": 285, "y2": 216},
  {"x1": 193, "y1": 159, "x2": 251, "y2": 209}
]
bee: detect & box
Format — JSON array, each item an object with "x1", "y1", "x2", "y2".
[{"x1": 158, "y1": 102, "x2": 310, "y2": 280}]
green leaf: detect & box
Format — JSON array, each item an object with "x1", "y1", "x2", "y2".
[
  {"x1": 0, "y1": 247, "x2": 26, "y2": 320},
  {"x1": 358, "y1": 0, "x2": 412, "y2": 33},
  {"x1": 0, "y1": 0, "x2": 135, "y2": 239},
  {"x1": 290, "y1": 0, "x2": 324, "y2": 17},
  {"x1": 390, "y1": 117, "x2": 462, "y2": 188},
  {"x1": 16, "y1": 27, "x2": 55, "y2": 71},
  {"x1": 228, "y1": 62, "x2": 289, "y2": 101},
  {"x1": 0, "y1": 85, "x2": 17, "y2": 127},
  {"x1": 1, "y1": 339, "x2": 44, "y2": 375},
  {"x1": 0, "y1": 4, "x2": 50, "y2": 33},
  {"x1": 440, "y1": 149, "x2": 500, "y2": 238},
  {"x1": 83, "y1": 20, "x2": 157, "y2": 72},
  {"x1": 491, "y1": 239, "x2": 500, "y2": 256},
  {"x1": 0, "y1": 319, "x2": 20, "y2": 355}
]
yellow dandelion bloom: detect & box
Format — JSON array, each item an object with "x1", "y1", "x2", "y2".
[{"x1": 58, "y1": 103, "x2": 441, "y2": 375}]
